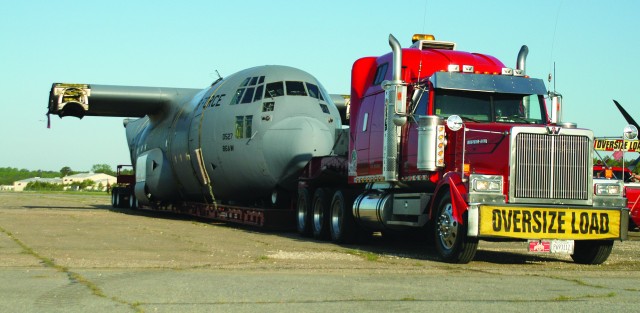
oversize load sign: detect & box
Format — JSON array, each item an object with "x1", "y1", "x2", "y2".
[
  {"x1": 480, "y1": 206, "x2": 621, "y2": 239},
  {"x1": 593, "y1": 139, "x2": 639, "y2": 152}
]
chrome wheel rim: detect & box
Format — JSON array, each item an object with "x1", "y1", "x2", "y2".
[
  {"x1": 297, "y1": 200, "x2": 307, "y2": 231},
  {"x1": 330, "y1": 198, "x2": 342, "y2": 238},
  {"x1": 437, "y1": 203, "x2": 458, "y2": 250}
]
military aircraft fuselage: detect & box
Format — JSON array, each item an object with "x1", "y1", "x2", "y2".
[{"x1": 48, "y1": 65, "x2": 342, "y2": 206}]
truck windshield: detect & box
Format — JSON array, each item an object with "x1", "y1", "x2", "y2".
[{"x1": 433, "y1": 89, "x2": 545, "y2": 124}]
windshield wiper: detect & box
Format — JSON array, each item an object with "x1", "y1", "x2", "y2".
[
  {"x1": 459, "y1": 116, "x2": 480, "y2": 122},
  {"x1": 497, "y1": 115, "x2": 531, "y2": 123}
]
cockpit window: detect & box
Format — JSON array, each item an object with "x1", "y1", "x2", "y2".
[
  {"x1": 254, "y1": 84, "x2": 263, "y2": 102},
  {"x1": 265, "y1": 82, "x2": 284, "y2": 98},
  {"x1": 286, "y1": 81, "x2": 307, "y2": 96},
  {"x1": 230, "y1": 88, "x2": 245, "y2": 105},
  {"x1": 241, "y1": 87, "x2": 255, "y2": 104},
  {"x1": 231, "y1": 76, "x2": 266, "y2": 105},
  {"x1": 306, "y1": 83, "x2": 320, "y2": 99}
]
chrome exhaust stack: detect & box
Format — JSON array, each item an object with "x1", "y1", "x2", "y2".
[{"x1": 381, "y1": 34, "x2": 407, "y2": 182}]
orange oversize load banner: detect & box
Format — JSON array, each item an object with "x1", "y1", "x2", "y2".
[
  {"x1": 479, "y1": 206, "x2": 621, "y2": 240},
  {"x1": 593, "y1": 139, "x2": 640, "y2": 152}
]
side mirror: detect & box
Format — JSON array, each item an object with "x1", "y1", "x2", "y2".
[{"x1": 550, "y1": 93, "x2": 562, "y2": 124}]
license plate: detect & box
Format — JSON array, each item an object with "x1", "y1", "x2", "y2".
[{"x1": 528, "y1": 240, "x2": 574, "y2": 254}]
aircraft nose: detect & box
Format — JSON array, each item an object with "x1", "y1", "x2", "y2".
[{"x1": 262, "y1": 116, "x2": 335, "y2": 183}]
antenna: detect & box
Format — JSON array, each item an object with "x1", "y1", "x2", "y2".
[
  {"x1": 421, "y1": 0, "x2": 429, "y2": 33},
  {"x1": 211, "y1": 70, "x2": 223, "y2": 86},
  {"x1": 553, "y1": 62, "x2": 556, "y2": 92}
]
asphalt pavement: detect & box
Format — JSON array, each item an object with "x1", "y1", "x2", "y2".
[{"x1": 1, "y1": 192, "x2": 639, "y2": 312}]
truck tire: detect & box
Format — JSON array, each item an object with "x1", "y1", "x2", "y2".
[
  {"x1": 330, "y1": 189, "x2": 357, "y2": 243},
  {"x1": 433, "y1": 194, "x2": 478, "y2": 263},
  {"x1": 571, "y1": 240, "x2": 613, "y2": 265},
  {"x1": 312, "y1": 188, "x2": 331, "y2": 240},
  {"x1": 297, "y1": 188, "x2": 313, "y2": 236}
]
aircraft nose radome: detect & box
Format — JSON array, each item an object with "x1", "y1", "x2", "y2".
[{"x1": 262, "y1": 116, "x2": 335, "y2": 183}]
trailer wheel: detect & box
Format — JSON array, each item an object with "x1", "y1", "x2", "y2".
[
  {"x1": 312, "y1": 188, "x2": 331, "y2": 240},
  {"x1": 433, "y1": 194, "x2": 478, "y2": 263},
  {"x1": 111, "y1": 190, "x2": 118, "y2": 208},
  {"x1": 330, "y1": 189, "x2": 356, "y2": 243},
  {"x1": 129, "y1": 194, "x2": 138, "y2": 209},
  {"x1": 296, "y1": 188, "x2": 313, "y2": 236},
  {"x1": 113, "y1": 189, "x2": 123, "y2": 208},
  {"x1": 571, "y1": 240, "x2": 613, "y2": 265}
]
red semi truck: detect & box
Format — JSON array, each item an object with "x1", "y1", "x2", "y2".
[{"x1": 296, "y1": 34, "x2": 628, "y2": 264}]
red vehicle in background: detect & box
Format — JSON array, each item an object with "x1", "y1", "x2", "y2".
[
  {"x1": 593, "y1": 164, "x2": 640, "y2": 230},
  {"x1": 627, "y1": 184, "x2": 640, "y2": 230}
]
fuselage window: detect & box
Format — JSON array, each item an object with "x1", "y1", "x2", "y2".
[
  {"x1": 286, "y1": 81, "x2": 307, "y2": 96},
  {"x1": 254, "y1": 84, "x2": 264, "y2": 102},
  {"x1": 241, "y1": 87, "x2": 255, "y2": 104},
  {"x1": 266, "y1": 81, "x2": 284, "y2": 98},
  {"x1": 235, "y1": 115, "x2": 254, "y2": 138},
  {"x1": 235, "y1": 116, "x2": 244, "y2": 138}
]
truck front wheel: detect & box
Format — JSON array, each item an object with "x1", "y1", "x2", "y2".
[
  {"x1": 571, "y1": 240, "x2": 613, "y2": 265},
  {"x1": 433, "y1": 194, "x2": 478, "y2": 263}
]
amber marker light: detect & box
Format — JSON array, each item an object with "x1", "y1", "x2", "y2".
[{"x1": 412, "y1": 34, "x2": 436, "y2": 43}]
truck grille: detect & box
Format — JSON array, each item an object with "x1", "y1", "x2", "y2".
[{"x1": 513, "y1": 133, "x2": 590, "y2": 201}]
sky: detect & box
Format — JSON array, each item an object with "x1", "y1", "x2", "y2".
[{"x1": 1, "y1": 0, "x2": 639, "y2": 172}]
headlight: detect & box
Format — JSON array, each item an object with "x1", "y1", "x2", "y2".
[
  {"x1": 594, "y1": 183, "x2": 622, "y2": 196},
  {"x1": 471, "y1": 175, "x2": 503, "y2": 193}
]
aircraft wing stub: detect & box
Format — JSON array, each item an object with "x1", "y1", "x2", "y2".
[{"x1": 47, "y1": 83, "x2": 202, "y2": 121}]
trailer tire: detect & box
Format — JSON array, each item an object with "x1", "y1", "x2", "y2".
[
  {"x1": 114, "y1": 189, "x2": 123, "y2": 208},
  {"x1": 312, "y1": 188, "x2": 331, "y2": 240},
  {"x1": 111, "y1": 190, "x2": 118, "y2": 208},
  {"x1": 571, "y1": 240, "x2": 613, "y2": 265},
  {"x1": 330, "y1": 189, "x2": 356, "y2": 244},
  {"x1": 129, "y1": 194, "x2": 138, "y2": 209},
  {"x1": 433, "y1": 194, "x2": 478, "y2": 263},
  {"x1": 296, "y1": 188, "x2": 313, "y2": 236}
]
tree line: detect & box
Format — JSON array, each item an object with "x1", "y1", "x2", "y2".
[{"x1": 0, "y1": 164, "x2": 131, "y2": 185}]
